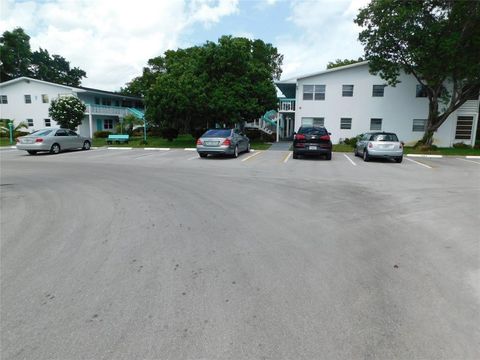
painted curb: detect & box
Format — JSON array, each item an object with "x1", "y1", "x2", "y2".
[
  {"x1": 145, "y1": 147, "x2": 170, "y2": 151},
  {"x1": 184, "y1": 148, "x2": 196, "y2": 151},
  {"x1": 107, "y1": 147, "x2": 132, "y2": 150},
  {"x1": 0, "y1": 146, "x2": 17, "y2": 149},
  {"x1": 466, "y1": 156, "x2": 480, "y2": 159},
  {"x1": 407, "y1": 154, "x2": 443, "y2": 158}
]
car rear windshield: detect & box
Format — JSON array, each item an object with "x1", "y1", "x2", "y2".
[
  {"x1": 31, "y1": 130, "x2": 53, "y2": 136},
  {"x1": 202, "y1": 129, "x2": 232, "y2": 138},
  {"x1": 372, "y1": 133, "x2": 398, "y2": 142},
  {"x1": 298, "y1": 127, "x2": 327, "y2": 135}
]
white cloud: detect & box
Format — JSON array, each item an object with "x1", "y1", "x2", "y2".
[
  {"x1": 0, "y1": 0, "x2": 239, "y2": 90},
  {"x1": 277, "y1": 0, "x2": 370, "y2": 80}
]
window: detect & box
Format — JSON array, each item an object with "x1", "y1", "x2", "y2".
[
  {"x1": 42, "y1": 94, "x2": 49, "y2": 103},
  {"x1": 44, "y1": 119, "x2": 51, "y2": 127},
  {"x1": 301, "y1": 117, "x2": 324, "y2": 126},
  {"x1": 56, "y1": 129, "x2": 68, "y2": 136},
  {"x1": 104, "y1": 119, "x2": 113, "y2": 129},
  {"x1": 114, "y1": 100, "x2": 120, "y2": 107},
  {"x1": 95, "y1": 97, "x2": 100, "y2": 105},
  {"x1": 371, "y1": 133, "x2": 398, "y2": 142},
  {"x1": 102, "y1": 98, "x2": 111, "y2": 106},
  {"x1": 27, "y1": 119, "x2": 34, "y2": 127},
  {"x1": 24, "y1": 95, "x2": 32, "y2": 104},
  {"x1": 372, "y1": 85, "x2": 386, "y2": 97},
  {"x1": 68, "y1": 130, "x2": 78, "y2": 136},
  {"x1": 340, "y1": 118, "x2": 352, "y2": 129},
  {"x1": 0, "y1": 95, "x2": 7, "y2": 104},
  {"x1": 455, "y1": 116, "x2": 474, "y2": 140},
  {"x1": 342, "y1": 85, "x2": 354, "y2": 97},
  {"x1": 412, "y1": 119, "x2": 427, "y2": 132},
  {"x1": 370, "y1": 118, "x2": 382, "y2": 131},
  {"x1": 303, "y1": 85, "x2": 326, "y2": 100},
  {"x1": 298, "y1": 126, "x2": 328, "y2": 135},
  {"x1": 416, "y1": 84, "x2": 427, "y2": 97},
  {"x1": 203, "y1": 129, "x2": 232, "y2": 137}
]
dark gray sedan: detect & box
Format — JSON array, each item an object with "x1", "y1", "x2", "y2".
[
  {"x1": 16, "y1": 128, "x2": 92, "y2": 155},
  {"x1": 196, "y1": 129, "x2": 250, "y2": 158}
]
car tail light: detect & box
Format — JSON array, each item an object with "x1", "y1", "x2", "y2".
[
  {"x1": 196, "y1": 138, "x2": 203, "y2": 145},
  {"x1": 368, "y1": 142, "x2": 373, "y2": 148},
  {"x1": 35, "y1": 138, "x2": 44, "y2": 143},
  {"x1": 222, "y1": 138, "x2": 231, "y2": 146},
  {"x1": 319, "y1": 135, "x2": 330, "y2": 141},
  {"x1": 295, "y1": 134, "x2": 305, "y2": 140}
]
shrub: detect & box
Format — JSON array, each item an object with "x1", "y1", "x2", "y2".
[
  {"x1": 49, "y1": 96, "x2": 86, "y2": 130},
  {"x1": 132, "y1": 127, "x2": 145, "y2": 136},
  {"x1": 453, "y1": 142, "x2": 470, "y2": 149},
  {"x1": 160, "y1": 128, "x2": 179, "y2": 142},
  {"x1": 191, "y1": 127, "x2": 207, "y2": 140},
  {"x1": 342, "y1": 135, "x2": 362, "y2": 148},
  {"x1": 147, "y1": 127, "x2": 162, "y2": 136},
  {"x1": 94, "y1": 130, "x2": 110, "y2": 138}
]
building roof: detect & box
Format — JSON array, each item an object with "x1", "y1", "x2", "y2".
[{"x1": 0, "y1": 77, "x2": 143, "y2": 101}]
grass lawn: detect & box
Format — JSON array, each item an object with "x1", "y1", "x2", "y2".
[
  {"x1": 93, "y1": 135, "x2": 272, "y2": 150},
  {"x1": 0, "y1": 137, "x2": 16, "y2": 147},
  {"x1": 333, "y1": 143, "x2": 480, "y2": 156}
]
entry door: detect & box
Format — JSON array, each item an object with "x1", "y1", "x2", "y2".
[{"x1": 455, "y1": 116, "x2": 474, "y2": 142}]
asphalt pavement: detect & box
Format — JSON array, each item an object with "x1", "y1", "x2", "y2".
[{"x1": 1, "y1": 147, "x2": 479, "y2": 359}]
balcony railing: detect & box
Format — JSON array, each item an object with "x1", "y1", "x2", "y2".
[
  {"x1": 85, "y1": 104, "x2": 130, "y2": 116},
  {"x1": 279, "y1": 99, "x2": 296, "y2": 112}
]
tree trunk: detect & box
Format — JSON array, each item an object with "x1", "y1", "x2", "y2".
[{"x1": 422, "y1": 96, "x2": 440, "y2": 146}]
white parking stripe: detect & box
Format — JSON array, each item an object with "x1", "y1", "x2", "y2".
[
  {"x1": 283, "y1": 152, "x2": 292, "y2": 163},
  {"x1": 133, "y1": 153, "x2": 154, "y2": 159},
  {"x1": 405, "y1": 157, "x2": 432, "y2": 169},
  {"x1": 241, "y1": 151, "x2": 262, "y2": 162},
  {"x1": 457, "y1": 158, "x2": 480, "y2": 165},
  {"x1": 107, "y1": 147, "x2": 132, "y2": 150},
  {"x1": 343, "y1": 153, "x2": 357, "y2": 166},
  {"x1": 407, "y1": 154, "x2": 443, "y2": 158},
  {"x1": 466, "y1": 156, "x2": 480, "y2": 159}
]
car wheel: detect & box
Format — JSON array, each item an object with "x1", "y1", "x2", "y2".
[
  {"x1": 27, "y1": 150, "x2": 37, "y2": 155},
  {"x1": 292, "y1": 152, "x2": 298, "y2": 159},
  {"x1": 233, "y1": 146, "x2": 239, "y2": 158},
  {"x1": 83, "y1": 140, "x2": 91, "y2": 150},
  {"x1": 354, "y1": 147, "x2": 359, "y2": 157},
  {"x1": 246, "y1": 143, "x2": 251, "y2": 153},
  {"x1": 199, "y1": 153, "x2": 208, "y2": 158},
  {"x1": 363, "y1": 148, "x2": 370, "y2": 162},
  {"x1": 395, "y1": 156, "x2": 403, "y2": 163},
  {"x1": 325, "y1": 152, "x2": 332, "y2": 160},
  {"x1": 50, "y1": 143, "x2": 61, "y2": 154}
]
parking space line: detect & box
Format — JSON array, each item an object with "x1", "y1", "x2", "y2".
[
  {"x1": 343, "y1": 153, "x2": 357, "y2": 166},
  {"x1": 188, "y1": 155, "x2": 199, "y2": 160},
  {"x1": 457, "y1": 158, "x2": 480, "y2": 165},
  {"x1": 241, "y1": 151, "x2": 262, "y2": 162},
  {"x1": 283, "y1": 152, "x2": 292, "y2": 163},
  {"x1": 133, "y1": 153, "x2": 154, "y2": 159},
  {"x1": 107, "y1": 147, "x2": 132, "y2": 150},
  {"x1": 405, "y1": 157, "x2": 432, "y2": 169}
]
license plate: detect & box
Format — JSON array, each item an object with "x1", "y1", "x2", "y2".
[
  {"x1": 205, "y1": 141, "x2": 218, "y2": 146},
  {"x1": 23, "y1": 139, "x2": 34, "y2": 144},
  {"x1": 309, "y1": 146, "x2": 317, "y2": 150}
]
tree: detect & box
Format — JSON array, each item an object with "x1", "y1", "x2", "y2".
[
  {"x1": 327, "y1": 58, "x2": 364, "y2": 69},
  {"x1": 355, "y1": 0, "x2": 480, "y2": 146},
  {"x1": 49, "y1": 96, "x2": 86, "y2": 130},
  {"x1": 0, "y1": 28, "x2": 31, "y2": 81},
  {"x1": 130, "y1": 36, "x2": 282, "y2": 132},
  {"x1": 0, "y1": 27, "x2": 86, "y2": 86}
]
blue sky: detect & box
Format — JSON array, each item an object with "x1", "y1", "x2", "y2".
[{"x1": 0, "y1": 0, "x2": 368, "y2": 90}]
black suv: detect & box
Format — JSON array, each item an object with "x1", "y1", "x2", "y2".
[{"x1": 293, "y1": 126, "x2": 332, "y2": 160}]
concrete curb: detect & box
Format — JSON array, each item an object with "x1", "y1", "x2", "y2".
[
  {"x1": 407, "y1": 154, "x2": 443, "y2": 158},
  {"x1": 466, "y1": 156, "x2": 480, "y2": 159}
]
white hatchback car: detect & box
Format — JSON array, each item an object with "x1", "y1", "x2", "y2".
[{"x1": 354, "y1": 132, "x2": 404, "y2": 163}]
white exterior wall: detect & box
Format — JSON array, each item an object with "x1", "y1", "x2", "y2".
[
  {"x1": 0, "y1": 79, "x2": 76, "y2": 131},
  {"x1": 294, "y1": 63, "x2": 479, "y2": 146}
]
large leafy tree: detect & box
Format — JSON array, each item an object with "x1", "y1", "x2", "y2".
[
  {"x1": 128, "y1": 36, "x2": 283, "y2": 132},
  {"x1": 327, "y1": 58, "x2": 364, "y2": 69},
  {"x1": 49, "y1": 96, "x2": 86, "y2": 130},
  {"x1": 355, "y1": 0, "x2": 480, "y2": 145},
  {"x1": 0, "y1": 27, "x2": 86, "y2": 86}
]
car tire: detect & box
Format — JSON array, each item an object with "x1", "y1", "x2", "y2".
[
  {"x1": 50, "y1": 143, "x2": 61, "y2": 154},
  {"x1": 363, "y1": 148, "x2": 370, "y2": 162},
  {"x1": 83, "y1": 141, "x2": 91, "y2": 150},
  {"x1": 27, "y1": 150, "x2": 37, "y2": 155},
  {"x1": 395, "y1": 156, "x2": 403, "y2": 163},
  {"x1": 233, "y1": 146, "x2": 239, "y2": 158},
  {"x1": 354, "y1": 147, "x2": 359, "y2": 157},
  {"x1": 325, "y1": 152, "x2": 332, "y2": 160},
  {"x1": 292, "y1": 152, "x2": 298, "y2": 159},
  {"x1": 199, "y1": 153, "x2": 208, "y2": 158},
  {"x1": 246, "y1": 143, "x2": 251, "y2": 153}
]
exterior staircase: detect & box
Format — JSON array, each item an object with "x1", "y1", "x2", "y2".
[{"x1": 244, "y1": 110, "x2": 281, "y2": 135}]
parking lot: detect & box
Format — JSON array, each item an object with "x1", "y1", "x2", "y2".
[{"x1": 1, "y1": 147, "x2": 479, "y2": 359}]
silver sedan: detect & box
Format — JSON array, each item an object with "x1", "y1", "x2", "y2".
[
  {"x1": 196, "y1": 129, "x2": 250, "y2": 158},
  {"x1": 16, "y1": 128, "x2": 92, "y2": 155}
]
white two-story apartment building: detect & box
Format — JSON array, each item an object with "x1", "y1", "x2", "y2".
[
  {"x1": 0, "y1": 77, "x2": 144, "y2": 138},
  {"x1": 276, "y1": 62, "x2": 479, "y2": 147}
]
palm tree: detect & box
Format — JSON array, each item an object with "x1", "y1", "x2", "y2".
[{"x1": 0, "y1": 119, "x2": 29, "y2": 135}]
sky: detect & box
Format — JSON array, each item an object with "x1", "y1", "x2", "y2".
[{"x1": 0, "y1": 0, "x2": 369, "y2": 91}]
